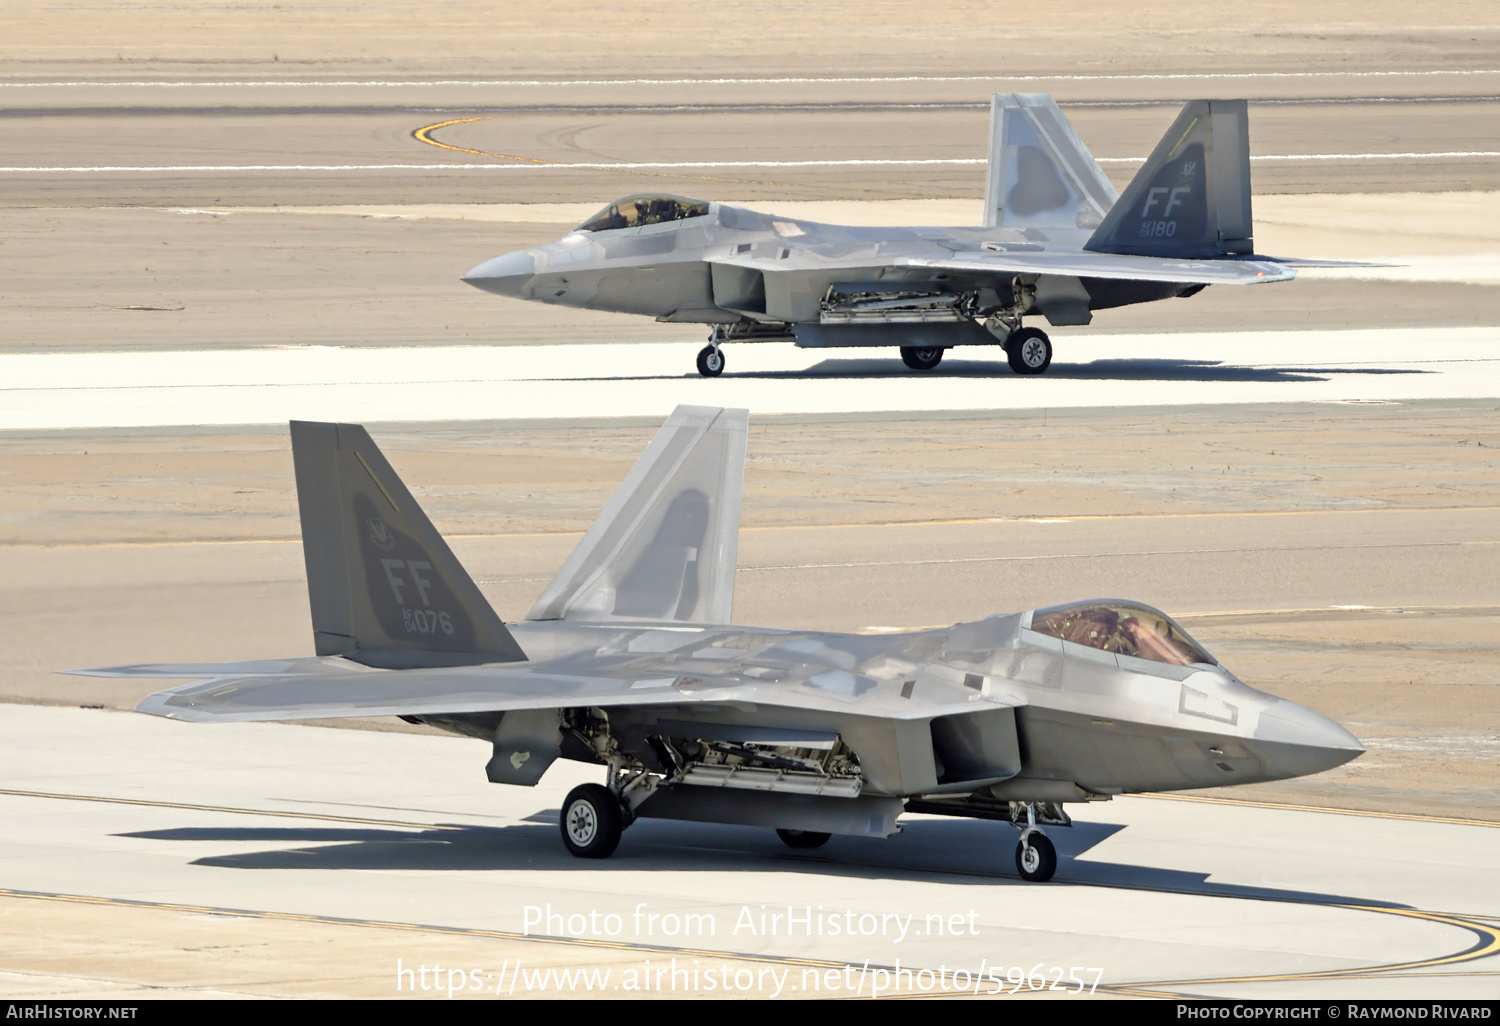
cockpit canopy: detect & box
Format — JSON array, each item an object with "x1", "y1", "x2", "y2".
[
  {"x1": 576, "y1": 194, "x2": 711, "y2": 233},
  {"x1": 1030, "y1": 600, "x2": 1215, "y2": 667}
]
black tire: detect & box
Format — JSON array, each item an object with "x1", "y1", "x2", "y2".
[
  {"x1": 559, "y1": 783, "x2": 623, "y2": 859},
  {"x1": 900, "y1": 346, "x2": 944, "y2": 371},
  {"x1": 1006, "y1": 327, "x2": 1052, "y2": 375},
  {"x1": 1014, "y1": 832, "x2": 1057, "y2": 882},
  {"x1": 696, "y1": 345, "x2": 725, "y2": 377},
  {"x1": 776, "y1": 828, "x2": 832, "y2": 849}
]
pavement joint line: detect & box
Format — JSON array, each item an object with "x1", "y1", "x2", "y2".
[
  {"x1": 1138, "y1": 792, "x2": 1500, "y2": 828},
  {"x1": 7, "y1": 504, "x2": 1498, "y2": 551},
  {"x1": 0, "y1": 787, "x2": 464, "y2": 831},
  {"x1": 0, "y1": 887, "x2": 884, "y2": 974},
  {"x1": 1175, "y1": 603, "x2": 1500, "y2": 619},
  {"x1": 5, "y1": 71, "x2": 1500, "y2": 87},
  {"x1": 6, "y1": 151, "x2": 1500, "y2": 173},
  {"x1": 735, "y1": 539, "x2": 1498, "y2": 573}
]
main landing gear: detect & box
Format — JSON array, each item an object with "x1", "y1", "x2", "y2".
[
  {"x1": 1012, "y1": 802, "x2": 1060, "y2": 882},
  {"x1": 776, "y1": 828, "x2": 832, "y2": 849},
  {"x1": 559, "y1": 754, "x2": 659, "y2": 859},
  {"x1": 560, "y1": 783, "x2": 624, "y2": 858},
  {"x1": 1005, "y1": 327, "x2": 1053, "y2": 376},
  {"x1": 900, "y1": 346, "x2": 945, "y2": 371}
]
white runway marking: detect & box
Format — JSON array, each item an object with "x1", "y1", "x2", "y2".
[
  {"x1": 4, "y1": 70, "x2": 1499, "y2": 88},
  {"x1": 2, "y1": 327, "x2": 1497, "y2": 430},
  {"x1": 4, "y1": 153, "x2": 1497, "y2": 174}
]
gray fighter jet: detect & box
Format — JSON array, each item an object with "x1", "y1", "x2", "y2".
[
  {"x1": 73, "y1": 406, "x2": 1363, "y2": 882},
  {"x1": 464, "y1": 95, "x2": 1309, "y2": 378}
]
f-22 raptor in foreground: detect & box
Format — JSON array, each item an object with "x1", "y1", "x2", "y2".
[
  {"x1": 465, "y1": 96, "x2": 1329, "y2": 378},
  {"x1": 74, "y1": 407, "x2": 1363, "y2": 882}
]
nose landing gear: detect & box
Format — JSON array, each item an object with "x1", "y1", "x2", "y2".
[
  {"x1": 1011, "y1": 801, "x2": 1062, "y2": 882},
  {"x1": 696, "y1": 343, "x2": 725, "y2": 377},
  {"x1": 1016, "y1": 831, "x2": 1057, "y2": 882}
]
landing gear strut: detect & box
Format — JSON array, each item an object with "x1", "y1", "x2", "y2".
[
  {"x1": 1012, "y1": 802, "x2": 1059, "y2": 882},
  {"x1": 558, "y1": 732, "x2": 659, "y2": 859}
]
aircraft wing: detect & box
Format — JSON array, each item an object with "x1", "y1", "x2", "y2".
[
  {"x1": 69, "y1": 652, "x2": 1018, "y2": 723},
  {"x1": 893, "y1": 249, "x2": 1295, "y2": 285},
  {"x1": 70, "y1": 657, "x2": 345, "y2": 679}
]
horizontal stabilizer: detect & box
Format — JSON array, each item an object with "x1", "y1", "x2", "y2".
[
  {"x1": 1256, "y1": 256, "x2": 1400, "y2": 269},
  {"x1": 528, "y1": 405, "x2": 748, "y2": 625},
  {"x1": 896, "y1": 249, "x2": 1293, "y2": 286},
  {"x1": 985, "y1": 94, "x2": 1118, "y2": 231}
]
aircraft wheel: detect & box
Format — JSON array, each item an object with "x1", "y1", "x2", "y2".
[
  {"x1": 1006, "y1": 327, "x2": 1052, "y2": 375},
  {"x1": 776, "y1": 828, "x2": 832, "y2": 849},
  {"x1": 560, "y1": 783, "x2": 623, "y2": 859},
  {"x1": 1014, "y1": 832, "x2": 1057, "y2": 882},
  {"x1": 900, "y1": 346, "x2": 944, "y2": 370},
  {"x1": 696, "y1": 345, "x2": 725, "y2": 377}
]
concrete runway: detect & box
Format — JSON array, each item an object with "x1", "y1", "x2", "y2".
[
  {"x1": 5, "y1": 81, "x2": 1500, "y2": 208},
  {"x1": 1, "y1": 703, "x2": 1496, "y2": 999},
  {"x1": 3, "y1": 327, "x2": 1499, "y2": 429}
]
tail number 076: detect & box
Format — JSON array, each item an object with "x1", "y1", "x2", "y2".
[{"x1": 404, "y1": 607, "x2": 454, "y2": 635}]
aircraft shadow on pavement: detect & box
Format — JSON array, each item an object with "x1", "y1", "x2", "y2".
[
  {"x1": 121, "y1": 816, "x2": 1400, "y2": 909},
  {"x1": 556, "y1": 359, "x2": 1428, "y2": 383}
]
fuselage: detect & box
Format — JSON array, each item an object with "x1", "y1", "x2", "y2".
[
  {"x1": 462, "y1": 198, "x2": 1187, "y2": 344},
  {"x1": 422, "y1": 599, "x2": 1362, "y2": 803}
]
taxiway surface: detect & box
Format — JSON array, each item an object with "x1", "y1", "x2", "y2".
[
  {"x1": 1, "y1": 703, "x2": 1495, "y2": 1000},
  {"x1": 4, "y1": 327, "x2": 1500, "y2": 429}
]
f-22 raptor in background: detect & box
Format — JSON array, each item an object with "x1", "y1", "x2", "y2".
[
  {"x1": 465, "y1": 95, "x2": 1339, "y2": 378},
  {"x1": 74, "y1": 406, "x2": 1363, "y2": 882}
]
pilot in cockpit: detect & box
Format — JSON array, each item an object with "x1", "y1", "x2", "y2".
[{"x1": 1031, "y1": 601, "x2": 1213, "y2": 667}]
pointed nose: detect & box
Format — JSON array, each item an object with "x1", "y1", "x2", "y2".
[
  {"x1": 1255, "y1": 699, "x2": 1365, "y2": 778},
  {"x1": 462, "y1": 250, "x2": 536, "y2": 297}
]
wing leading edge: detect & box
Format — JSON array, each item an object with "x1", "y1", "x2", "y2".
[{"x1": 93, "y1": 650, "x2": 1018, "y2": 724}]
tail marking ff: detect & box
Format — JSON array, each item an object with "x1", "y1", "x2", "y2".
[
  {"x1": 291, "y1": 421, "x2": 528, "y2": 668},
  {"x1": 1085, "y1": 99, "x2": 1254, "y2": 259}
]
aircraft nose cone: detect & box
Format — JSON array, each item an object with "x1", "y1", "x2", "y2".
[
  {"x1": 461, "y1": 250, "x2": 536, "y2": 297},
  {"x1": 1255, "y1": 699, "x2": 1365, "y2": 778}
]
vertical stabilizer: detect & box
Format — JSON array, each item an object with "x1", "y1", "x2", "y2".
[
  {"x1": 983, "y1": 94, "x2": 1117, "y2": 231},
  {"x1": 291, "y1": 421, "x2": 528, "y2": 667},
  {"x1": 528, "y1": 406, "x2": 748, "y2": 625},
  {"x1": 1084, "y1": 99, "x2": 1254, "y2": 258}
]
